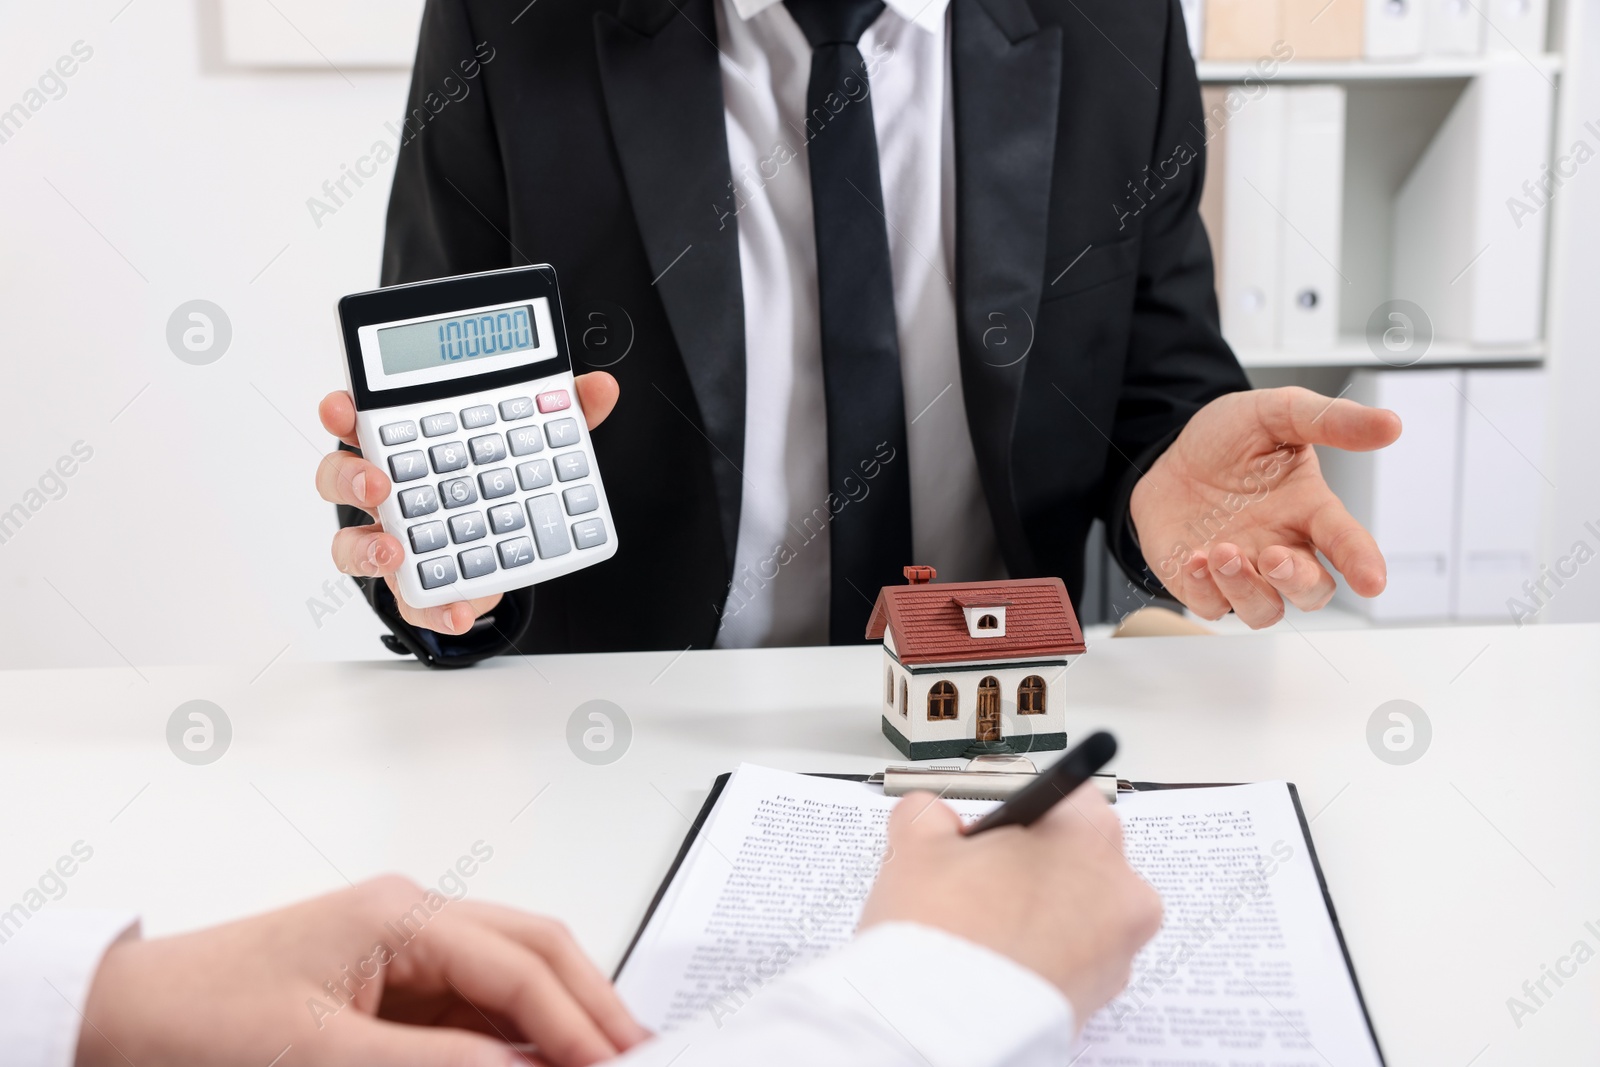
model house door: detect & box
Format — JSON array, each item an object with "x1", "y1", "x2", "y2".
[{"x1": 976, "y1": 677, "x2": 1000, "y2": 742}]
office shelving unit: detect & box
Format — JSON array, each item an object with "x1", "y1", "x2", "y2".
[
  {"x1": 1202, "y1": 42, "x2": 1572, "y2": 373},
  {"x1": 1177, "y1": 5, "x2": 1584, "y2": 629}
]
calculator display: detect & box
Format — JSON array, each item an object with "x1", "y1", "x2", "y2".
[{"x1": 378, "y1": 305, "x2": 539, "y2": 375}]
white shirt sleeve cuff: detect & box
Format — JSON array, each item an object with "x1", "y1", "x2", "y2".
[
  {"x1": 789, "y1": 921, "x2": 1077, "y2": 1067},
  {"x1": 613, "y1": 922, "x2": 1075, "y2": 1067},
  {"x1": 0, "y1": 911, "x2": 140, "y2": 1067}
]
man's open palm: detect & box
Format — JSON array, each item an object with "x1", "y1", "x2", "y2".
[{"x1": 1129, "y1": 387, "x2": 1402, "y2": 628}]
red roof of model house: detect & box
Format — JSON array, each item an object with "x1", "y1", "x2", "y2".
[{"x1": 864, "y1": 571, "x2": 1086, "y2": 666}]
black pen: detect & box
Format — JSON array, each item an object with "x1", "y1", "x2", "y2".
[{"x1": 962, "y1": 730, "x2": 1118, "y2": 836}]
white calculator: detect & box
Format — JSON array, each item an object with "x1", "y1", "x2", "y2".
[{"x1": 337, "y1": 264, "x2": 618, "y2": 609}]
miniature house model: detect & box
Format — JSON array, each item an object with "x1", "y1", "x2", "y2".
[{"x1": 865, "y1": 566, "x2": 1086, "y2": 760}]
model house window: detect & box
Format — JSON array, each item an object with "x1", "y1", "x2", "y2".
[
  {"x1": 977, "y1": 613, "x2": 998, "y2": 630},
  {"x1": 1018, "y1": 675, "x2": 1046, "y2": 714},
  {"x1": 899, "y1": 678, "x2": 908, "y2": 717},
  {"x1": 927, "y1": 680, "x2": 958, "y2": 720},
  {"x1": 886, "y1": 667, "x2": 894, "y2": 705}
]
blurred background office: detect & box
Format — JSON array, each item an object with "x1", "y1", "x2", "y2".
[{"x1": 2, "y1": 0, "x2": 1598, "y2": 672}]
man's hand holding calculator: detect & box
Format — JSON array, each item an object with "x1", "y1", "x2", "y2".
[{"x1": 315, "y1": 372, "x2": 619, "y2": 637}]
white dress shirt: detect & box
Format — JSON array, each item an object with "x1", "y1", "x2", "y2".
[
  {"x1": 712, "y1": 0, "x2": 1005, "y2": 649},
  {"x1": 0, "y1": 911, "x2": 137, "y2": 1067},
  {"x1": 12, "y1": 917, "x2": 1075, "y2": 1067}
]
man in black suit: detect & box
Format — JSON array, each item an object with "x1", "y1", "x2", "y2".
[{"x1": 315, "y1": 0, "x2": 1399, "y2": 667}]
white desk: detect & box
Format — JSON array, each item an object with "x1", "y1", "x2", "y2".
[{"x1": 1, "y1": 625, "x2": 1596, "y2": 1064}]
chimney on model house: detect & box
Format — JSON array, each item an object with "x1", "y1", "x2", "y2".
[{"x1": 903, "y1": 565, "x2": 936, "y2": 585}]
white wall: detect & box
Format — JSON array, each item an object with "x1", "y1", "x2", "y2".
[
  {"x1": 4, "y1": 2, "x2": 1596, "y2": 675},
  {"x1": 0, "y1": 1, "x2": 415, "y2": 671}
]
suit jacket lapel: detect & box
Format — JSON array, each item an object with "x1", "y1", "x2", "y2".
[
  {"x1": 951, "y1": 0, "x2": 1062, "y2": 574},
  {"x1": 595, "y1": 0, "x2": 746, "y2": 577}
]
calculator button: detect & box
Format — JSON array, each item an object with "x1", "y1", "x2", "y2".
[
  {"x1": 498, "y1": 536, "x2": 535, "y2": 569},
  {"x1": 478, "y1": 467, "x2": 516, "y2": 499},
  {"x1": 440, "y1": 477, "x2": 478, "y2": 509},
  {"x1": 469, "y1": 434, "x2": 507, "y2": 465},
  {"x1": 418, "y1": 555, "x2": 457, "y2": 589},
  {"x1": 536, "y1": 389, "x2": 571, "y2": 413},
  {"x1": 507, "y1": 426, "x2": 544, "y2": 456},
  {"x1": 460, "y1": 404, "x2": 497, "y2": 429},
  {"x1": 488, "y1": 502, "x2": 526, "y2": 534},
  {"x1": 554, "y1": 451, "x2": 590, "y2": 482},
  {"x1": 545, "y1": 417, "x2": 580, "y2": 448},
  {"x1": 429, "y1": 441, "x2": 468, "y2": 473},
  {"x1": 421, "y1": 413, "x2": 457, "y2": 437},
  {"x1": 399, "y1": 485, "x2": 440, "y2": 518},
  {"x1": 408, "y1": 520, "x2": 447, "y2": 554},
  {"x1": 459, "y1": 545, "x2": 497, "y2": 580},
  {"x1": 562, "y1": 484, "x2": 599, "y2": 515},
  {"x1": 526, "y1": 494, "x2": 571, "y2": 558},
  {"x1": 380, "y1": 421, "x2": 418, "y2": 446},
  {"x1": 499, "y1": 397, "x2": 536, "y2": 421},
  {"x1": 572, "y1": 518, "x2": 608, "y2": 550},
  {"x1": 388, "y1": 450, "x2": 427, "y2": 483},
  {"x1": 448, "y1": 511, "x2": 486, "y2": 544},
  {"x1": 516, "y1": 459, "x2": 553, "y2": 491}
]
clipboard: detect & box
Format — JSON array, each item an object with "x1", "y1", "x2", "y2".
[{"x1": 612, "y1": 770, "x2": 1387, "y2": 1067}]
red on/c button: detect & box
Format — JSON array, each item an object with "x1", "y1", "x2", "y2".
[{"x1": 536, "y1": 390, "x2": 571, "y2": 413}]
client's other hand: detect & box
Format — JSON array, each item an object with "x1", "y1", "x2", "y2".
[{"x1": 76, "y1": 876, "x2": 649, "y2": 1067}]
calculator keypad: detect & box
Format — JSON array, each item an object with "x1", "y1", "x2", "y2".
[
  {"x1": 448, "y1": 512, "x2": 486, "y2": 544},
  {"x1": 545, "y1": 417, "x2": 579, "y2": 448},
  {"x1": 499, "y1": 396, "x2": 535, "y2": 421},
  {"x1": 398, "y1": 486, "x2": 439, "y2": 518},
  {"x1": 498, "y1": 536, "x2": 535, "y2": 569},
  {"x1": 459, "y1": 546, "x2": 497, "y2": 579},
  {"x1": 419, "y1": 555, "x2": 457, "y2": 588},
  {"x1": 421, "y1": 412, "x2": 458, "y2": 437},
  {"x1": 380, "y1": 421, "x2": 418, "y2": 446},
  {"x1": 562, "y1": 485, "x2": 598, "y2": 515},
  {"x1": 440, "y1": 477, "x2": 478, "y2": 508},
  {"x1": 388, "y1": 450, "x2": 427, "y2": 483},
  {"x1": 478, "y1": 467, "x2": 516, "y2": 500},
  {"x1": 488, "y1": 503, "x2": 526, "y2": 534},
  {"x1": 469, "y1": 434, "x2": 507, "y2": 465},
  {"x1": 430, "y1": 441, "x2": 469, "y2": 473},
  {"x1": 517, "y1": 459, "x2": 553, "y2": 491},
  {"x1": 572, "y1": 518, "x2": 608, "y2": 549},
  {"x1": 526, "y1": 494, "x2": 571, "y2": 558},
  {"x1": 555, "y1": 452, "x2": 589, "y2": 482},
  {"x1": 409, "y1": 520, "x2": 447, "y2": 554},
  {"x1": 508, "y1": 426, "x2": 544, "y2": 456},
  {"x1": 368, "y1": 376, "x2": 613, "y2": 604}
]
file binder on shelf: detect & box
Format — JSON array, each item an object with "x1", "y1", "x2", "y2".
[
  {"x1": 1203, "y1": 0, "x2": 1282, "y2": 59},
  {"x1": 1284, "y1": 0, "x2": 1365, "y2": 59},
  {"x1": 1364, "y1": 0, "x2": 1425, "y2": 59},
  {"x1": 1323, "y1": 369, "x2": 1464, "y2": 621},
  {"x1": 1454, "y1": 368, "x2": 1547, "y2": 619},
  {"x1": 1218, "y1": 85, "x2": 1286, "y2": 348},
  {"x1": 1424, "y1": 0, "x2": 1486, "y2": 54},
  {"x1": 1278, "y1": 86, "x2": 1347, "y2": 350},
  {"x1": 1216, "y1": 84, "x2": 1348, "y2": 353},
  {"x1": 1483, "y1": 0, "x2": 1548, "y2": 55}
]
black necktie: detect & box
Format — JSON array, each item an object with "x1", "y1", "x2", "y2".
[{"x1": 785, "y1": 0, "x2": 914, "y2": 644}]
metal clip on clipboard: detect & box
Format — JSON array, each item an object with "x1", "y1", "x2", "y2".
[{"x1": 866, "y1": 755, "x2": 1134, "y2": 802}]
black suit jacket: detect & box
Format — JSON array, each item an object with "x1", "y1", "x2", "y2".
[{"x1": 343, "y1": 0, "x2": 1250, "y2": 666}]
